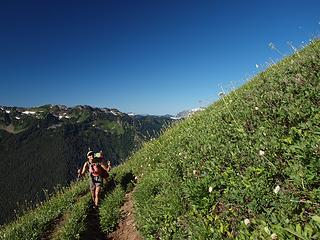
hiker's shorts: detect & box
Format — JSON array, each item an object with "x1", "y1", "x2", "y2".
[{"x1": 89, "y1": 175, "x2": 103, "y2": 190}]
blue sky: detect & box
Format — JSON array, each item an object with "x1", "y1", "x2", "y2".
[{"x1": 0, "y1": 0, "x2": 319, "y2": 115}]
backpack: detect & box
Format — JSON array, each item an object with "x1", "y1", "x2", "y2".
[
  {"x1": 88, "y1": 162, "x2": 102, "y2": 176},
  {"x1": 88, "y1": 161, "x2": 109, "y2": 179}
]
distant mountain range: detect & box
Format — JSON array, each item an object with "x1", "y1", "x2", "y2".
[
  {"x1": 174, "y1": 107, "x2": 205, "y2": 119},
  {"x1": 0, "y1": 104, "x2": 174, "y2": 225},
  {"x1": 123, "y1": 107, "x2": 205, "y2": 120}
]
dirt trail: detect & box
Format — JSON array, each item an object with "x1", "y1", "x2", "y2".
[
  {"x1": 40, "y1": 191, "x2": 88, "y2": 240},
  {"x1": 106, "y1": 192, "x2": 142, "y2": 240},
  {"x1": 80, "y1": 205, "x2": 105, "y2": 240},
  {"x1": 40, "y1": 213, "x2": 64, "y2": 240}
]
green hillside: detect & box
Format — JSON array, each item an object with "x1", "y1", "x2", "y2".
[
  {"x1": 0, "y1": 106, "x2": 173, "y2": 225},
  {"x1": 114, "y1": 40, "x2": 320, "y2": 239},
  {"x1": 1, "y1": 40, "x2": 319, "y2": 239}
]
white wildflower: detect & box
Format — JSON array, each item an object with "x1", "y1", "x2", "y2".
[
  {"x1": 254, "y1": 107, "x2": 259, "y2": 111},
  {"x1": 269, "y1": 42, "x2": 275, "y2": 49},
  {"x1": 148, "y1": 163, "x2": 151, "y2": 167},
  {"x1": 218, "y1": 92, "x2": 225, "y2": 98},
  {"x1": 209, "y1": 186, "x2": 213, "y2": 193},
  {"x1": 259, "y1": 150, "x2": 265, "y2": 156},
  {"x1": 178, "y1": 152, "x2": 182, "y2": 156},
  {"x1": 274, "y1": 185, "x2": 280, "y2": 194},
  {"x1": 193, "y1": 170, "x2": 197, "y2": 175},
  {"x1": 264, "y1": 226, "x2": 271, "y2": 234},
  {"x1": 244, "y1": 218, "x2": 250, "y2": 225},
  {"x1": 271, "y1": 233, "x2": 278, "y2": 240}
]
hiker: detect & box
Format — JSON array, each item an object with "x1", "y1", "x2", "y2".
[
  {"x1": 81, "y1": 151, "x2": 110, "y2": 207},
  {"x1": 76, "y1": 167, "x2": 82, "y2": 180}
]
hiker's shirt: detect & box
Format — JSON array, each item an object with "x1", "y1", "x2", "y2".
[{"x1": 88, "y1": 161, "x2": 103, "y2": 185}]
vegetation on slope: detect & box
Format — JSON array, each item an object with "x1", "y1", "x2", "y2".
[
  {"x1": 0, "y1": 106, "x2": 172, "y2": 225},
  {"x1": 1, "y1": 40, "x2": 319, "y2": 240},
  {"x1": 52, "y1": 193, "x2": 91, "y2": 240},
  {"x1": 114, "y1": 40, "x2": 320, "y2": 239},
  {"x1": 0, "y1": 180, "x2": 87, "y2": 240},
  {"x1": 99, "y1": 186, "x2": 126, "y2": 234}
]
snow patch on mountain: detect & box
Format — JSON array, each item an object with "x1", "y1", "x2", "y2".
[
  {"x1": 22, "y1": 111, "x2": 36, "y2": 115},
  {"x1": 175, "y1": 107, "x2": 205, "y2": 119}
]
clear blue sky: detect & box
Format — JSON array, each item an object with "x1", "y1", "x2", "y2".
[{"x1": 0, "y1": 0, "x2": 319, "y2": 115}]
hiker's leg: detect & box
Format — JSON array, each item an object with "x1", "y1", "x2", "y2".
[
  {"x1": 94, "y1": 186, "x2": 101, "y2": 206},
  {"x1": 89, "y1": 179, "x2": 95, "y2": 203},
  {"x1": 91, "y1": 189, "x2": 95, "y2": 202}
]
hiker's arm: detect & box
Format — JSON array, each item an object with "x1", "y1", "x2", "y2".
[
  {"x1": 101, "y1": 162, "x2": 110, "y2": 172},
  {"x1": 81, "y1": 162, "x2": 89, "y2": 176},
  {"x1": 106, "y1": 161, "x2": 111, "y2": 171}
]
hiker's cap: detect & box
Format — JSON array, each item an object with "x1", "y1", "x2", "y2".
[{"x1": 87, "y1": 151, "x2": 94, "y2": 157}]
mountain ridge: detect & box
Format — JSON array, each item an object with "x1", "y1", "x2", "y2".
[{"x1": 0, "y1": 104, "x2": 174, "y2": 225}]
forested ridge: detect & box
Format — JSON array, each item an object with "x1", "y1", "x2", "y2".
[{"x1": 0, "y1": 105, "x2": 173, "y2": 225}]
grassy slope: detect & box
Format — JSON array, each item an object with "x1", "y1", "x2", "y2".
[
  {"x1": 0, "y1": 180, "x2": 88, "y2": 240},
  {"x1": 1, "y1": 41, "x2": 319, "y2": 240},
  {"x1": 113, "y1": 40, "x2": 320, "y2": 239}
]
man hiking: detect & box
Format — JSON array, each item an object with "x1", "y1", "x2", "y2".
[{"x1": 81, "y1": 150, "x2": 110, "y2": 207}]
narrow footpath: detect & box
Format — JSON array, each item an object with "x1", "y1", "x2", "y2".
[
  {"x1": 80, "y1": 205, "x2": 105, "y2": 240},
  {"x1": 40, "y1": 213, "x2": 65, "y2": 240},
  {"x1": 106, "y1": 192, "x2": 142, "y2": 240}
]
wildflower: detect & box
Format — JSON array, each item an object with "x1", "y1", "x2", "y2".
[
  {"x1": 271, "y1": 233, "x2": 278, "y2": 240},
  {"x1": 274, "y1": 185, "x2": 280, "y2": 194},
  {"x1": 178, "y1": 152, "x2": 182, "y2": 156},
  {"x1": 209, "y1": 186, "x2": 213, "y2": 193},
  {"x1": 244, "y1": 218, "x2": 250, "y2": 225},
  {"x1": 218, "y1": 92, "x2": 225, "y2": 98},
  {"x1": 255, "y1": 107, "x2": 259, "y2": 111},
  {"x1": 193, "y1": 170, "x2": 197, "y2": 175},
  {"x1": 269, "y1": 42, "x2": 275, "y2": 49},
  {"x1": 148, "y1": 163, "x2": 151, "y2": 167},
  {"x1": 259, "y1": 150, "x2": 265, "y2": 156},
  {"x1": 264, "y1": 226, "x2": 271, "y2": 234}
]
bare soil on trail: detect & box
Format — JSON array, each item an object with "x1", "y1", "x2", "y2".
[
  {"x1": 41, "y1": 191, "x2": 88, "y2": 240},
  {"x1": 106, "y1": 192, "x2": 142, "y2": 240},
  {"x1": 80, "y1": 205, "x2": 106, "y2": 240},
  {"x1": 40, "y1": 213, "x2": 64, "y2": 240}
]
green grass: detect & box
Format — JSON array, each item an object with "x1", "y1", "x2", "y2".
[
  {"x1": 113, "y1": 40, "x2": 320, "y2": 239},
  {"x1": 95, "y1": 119, "x2": 125, "y2": 135},
  {"x1": 99, "y1": 186, "x2": 126, "y2": 234},
  {"x1": 0, "y1": 180, "x2": 88, "y2": 240},
  {"x1": 1, "y1": 40, "x2": 319, "y2": 240},
  {"x1": 53, "y1": 193, "x2": 91, "y2": 240}
]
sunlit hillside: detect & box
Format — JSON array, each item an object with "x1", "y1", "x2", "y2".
[
  {"x1": 115, "y1": 39, "x2": 320, "y2": 239},
  {"x1": 1, "y1": 40, "x2": 319, "y2": 240}
]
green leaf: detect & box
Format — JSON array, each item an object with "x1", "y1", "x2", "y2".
[
  {"x1": 283, "y1": 227, "x2": 308, "y2": 240},
  {"x1": 311, "y1": 216, "x2": 320, "y2": 223}
]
